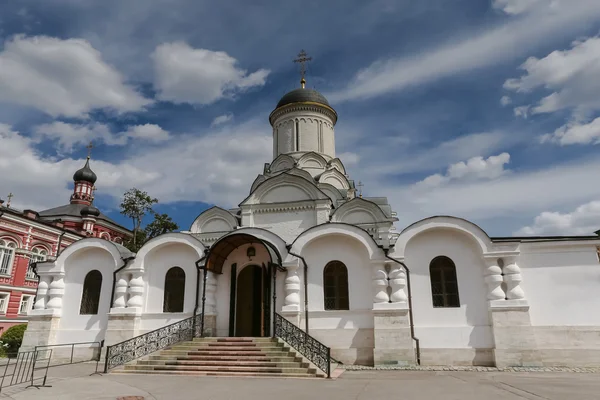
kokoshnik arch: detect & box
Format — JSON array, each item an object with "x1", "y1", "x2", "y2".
[{"x1": 22, "y1": 67, "x2": 600, "y2": 368}]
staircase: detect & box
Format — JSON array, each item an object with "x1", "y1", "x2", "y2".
[{"x1": 114, "y1": 337, "x2": 325, "y2": 378}]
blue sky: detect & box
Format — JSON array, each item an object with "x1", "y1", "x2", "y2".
[{"x1": 1, "y1": 0, "x2": 600, "y2": 237}]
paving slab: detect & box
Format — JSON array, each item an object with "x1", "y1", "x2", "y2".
[{"x1": 1, "y1": 365, "x2": 600, "y2": 400}]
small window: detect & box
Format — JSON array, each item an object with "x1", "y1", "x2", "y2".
[
  {"x1": 163, "y1": 267, "x2": 185, "y2": 313},
  {"x1": 80, "y1": 270, "x2": 103, "y2": 315},
  {"x1": 323, "y1": 261, "x2": 349, "y2": 310},
  {"x1": 0, "y1": 293, "x2": 9, "y2": 314},
  {"x1": 429, "y1": 256, "x2": 460, "y2": 308},
  {"x1": 19, "y1": 294, "x2": 34, "y2": 314},
  {"x1": 0, "y1": 240, "x2": 17, "y2": 276}
]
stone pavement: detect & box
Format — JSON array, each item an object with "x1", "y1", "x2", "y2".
[{"x1": 1, "y1": 363, "x2": 600, "y2": 400}]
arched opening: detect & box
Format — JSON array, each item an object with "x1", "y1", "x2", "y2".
[
  {"x1": 163, "y1": 267, "x2": 186, "y2": 313},
  {"x1": 323, "y1": 261, "x2": 349, "y2": 310},
  {"x1": 0, "y1": 239, "x2": 17, "y2": 276},
  {"x1": 235, "y1": 265, "x2": 266, "y2": 337},
  {"x1": 80, "y1": 270, "x2": 103, "y2": 315},
  {"x1": 429, "y1": 256, "x2": 460, "y2": 308}
]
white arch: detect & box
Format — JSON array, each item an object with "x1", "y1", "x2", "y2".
[
  {"x1": 317, "y1": 168, "x2": 350, "y2": 190},
  {"x1": 240, "y1": 172, "x2": 329, "y2": 206},
  {"x1": 54, "y1": 238, "x2": 125, "y2": 273},
  {"x1": 131, "y1": 233, "x2": 206, "y2": 270},
  {"x1": 189, "y1": 206, "x2": 238, "y2": 233},
  {"x1": 318, "y1": 182, "x2": 344, "y2": 204},
  {"x1": 393, "y1": 216, "x2": 493, "y2": 257},
  {"x1": 219, "y1": 227, "x2": 289, "y2": 261},
  {"x1": 290, "y1": 223, "x2": 385, "y2": 261},
  {"x1": 327, "y1": 158, "x2": 347, "y2": 175},
  {"x1": 297, "y1": 152, "x2": 328, "y2": 171},
  {"x1": 0, "y1": 235, "x2": 21, "y2": 247},
  {"x1": 269, "y1": 154, "x2": 296, "y2": 173},
  {"x1": 331, "y1": 198, "x2": 390, "y2": 224}
]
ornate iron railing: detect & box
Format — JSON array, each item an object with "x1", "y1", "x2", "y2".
[
  {"x1": 104, "y1": 314, "x2": 202, "y2": 372},
  {"x1": 274, "y1": 312, "x2": 331, "y2": 378}
]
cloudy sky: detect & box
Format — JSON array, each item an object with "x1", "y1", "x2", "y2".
[{"x1": 1, "y1": 0, "x2": 600, "y2": 237}]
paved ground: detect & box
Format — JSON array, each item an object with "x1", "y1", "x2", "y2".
[{"x1": 1, "y1": 363, "x2": 600, "y2": 399}]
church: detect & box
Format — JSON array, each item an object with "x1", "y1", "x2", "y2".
[{"x1": 22, "y1": 70, "x2": 600, "y2": 371}]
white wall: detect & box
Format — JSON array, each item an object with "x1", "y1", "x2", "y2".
[
  {"x1": 253, "y1": 210, "x2": 316, "y2": 243},
  {"x1": 57, "y1": 248, "x2": 114, "y2": 344},
  {"x1": 519, "y1": 243, "x2": 600, "y2": 326},
  {"x1": 404, "y1": 228, "x2": 493, "y2": 349},
  {"x1": 143, "y1": 243, "x2": 200, "y2": 314}
]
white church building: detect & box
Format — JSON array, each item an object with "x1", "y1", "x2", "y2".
[{"x1": 22, "y1": 76, "x2": 600, "y2": 369}]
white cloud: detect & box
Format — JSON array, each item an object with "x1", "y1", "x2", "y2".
[
  {"x1": 33, "y1": 121, "x2": 171, "y2": 153},
  {"x1": 492, "y1": 0, "x2": 558, "y2": 15},
  {"x1": 152, "y1": 42, "x2": 270, "y2": 105},
  {"x1": 540, "y1": 117, "x2": 600, "y2": 145},
  {"x1": 500, "y1": 96, "x2": 512, "y2": 106},
  {"x1": 0, "y1": 35, "x2": 152, "y2": 117},
  {"x1": 327, "y1": 1, "x2": 600, "y2": 102},
  {"x1": 515, "y1": 200, "x2": 600, "y2": 235},
  {"x1": 211, "y1": 113, "x2": 234, "y2": 127},
  {"x1": 121, "y1": 124, "x2": 170, "y2": 143},
  {"x1": 415, "y1": 153, "x2": 510, "y2": 189},
  {"x1": 504, "y1": 36, "x2": 600, "y2": 115},
  {"x1": 513, "y1": 105, "x2": 530, "y2": 118},
  {"x1": 337, "y1": 152, "x2": 360, "y2": 166}
]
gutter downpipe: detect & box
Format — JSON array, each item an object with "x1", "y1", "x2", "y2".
[
  {"x1": 286, "y1": 246, "x2": 309, "y2": 334},
  {"x1": 383, "y1": 250, "x2": 421, "y2": 366},
  {"x1": 194, "y1": 250, "x2": 209, "y2": 337},
  {"x1": 109, "y1": 256, "x2": 136, "y2": 310}
]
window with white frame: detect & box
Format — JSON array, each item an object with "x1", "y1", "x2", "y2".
[
  {"x1": 0, "y1": 239, "x2": 17, "y2": 276},
  {"x1": 0, "y1": 293, "x2": 9, "y2": 314},
  {"x1": 26, "y1": 247, "x2": 47, "y2": 280},
  {"x1": 19, "y1": 294, "x2": 34, "y2": 314}
]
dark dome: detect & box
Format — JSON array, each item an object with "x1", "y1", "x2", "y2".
[
  {"x1": 73, "y1": 158, "x2": 97, "y2": 184},
  {"x1": 80, "y1": 205, "x2": 100, "y2": 217},
  {"x1": 276, "y1": 88, "x2": 331, "y2": 109}
]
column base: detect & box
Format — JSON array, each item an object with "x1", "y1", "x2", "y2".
[
  {"x1": 373, "y1": 307, "x2": 415, "y2": 366},
  {"x1": 21, "y1": 314, "x2": 61, "y2": 351}
]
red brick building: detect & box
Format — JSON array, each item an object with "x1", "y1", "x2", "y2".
[{"x1": 0, "y1": 156, "x2": 132, "y2": 332}]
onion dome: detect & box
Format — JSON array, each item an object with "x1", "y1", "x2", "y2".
[
  {"x1": 276, "y1": 88, "x2": 331, "y2": 109},
  {"x1": 73, "y1": 157, "x2": 97, "y2": 184},
  {"x1": 80, "y1": 205, "x2": 100, "y2": 217}
]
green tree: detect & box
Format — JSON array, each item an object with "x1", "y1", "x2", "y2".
[
  {"x1": 120, "y1": 188, "x2": 158, "y2": 250},
  {"x1": 144, "y1": 212, "x2": 179, "y2": 240},
  {"x1": 0, "y1": 324, "x2": 27, "y2": 357}
]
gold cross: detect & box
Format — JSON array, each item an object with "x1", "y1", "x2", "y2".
[
  {"x1": 293, "y1": 49, "x2": 312, "y2": 88},
  {"x1": 6, "y1": 192, "x2": 13, "y2": 207},
  {"x1": 357, "y1": 181, "x2": 364, "y2": 198},
  {"x1": 86, "y1": 141, "x2": 94, "y2": 158}
]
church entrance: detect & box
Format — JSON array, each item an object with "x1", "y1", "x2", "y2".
[{"x1": 231, "y1": 264, "x2": 271, "y2": 337}]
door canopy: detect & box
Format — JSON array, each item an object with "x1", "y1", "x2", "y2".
[{"x1": 205, "y1": 233, "x2": 282, "y2": 274}]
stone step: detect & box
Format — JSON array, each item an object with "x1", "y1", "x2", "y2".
[
  {"x1": 114, "y1": 369, "x2": 318, "y2": 378},
  {"x1": 168, "y1": 344, "x2": 283, "y2": 351},
  {"x1": 158, "y1": 350, "x2": 297, "y2": 358},
  {"x1": 136, "y1": 360, "x2": 306, "y2": 368},
  {"x1": 148, "y1": 355, "x2": 300, "y2": 362},
  {"x1": 124, "y1": 364, "x2": 316, "y2": 374},
  {"x1": 193, "y1": 337, "x2": 275, "y2": 342}
]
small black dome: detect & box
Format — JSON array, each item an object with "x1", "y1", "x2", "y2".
[
  {"x1": 276, "y1": 88, "x2": 331, "y2": 109},
  {"x1": 80, "y1": 205, "x2": 100, "y2": 217},
  {"x1": 73, "y1": 158, "x2": 97, "y2": 184}
]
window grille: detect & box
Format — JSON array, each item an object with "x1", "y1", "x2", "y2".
[
  {"x1": 0, "y1": 240, "x2": 16, "y2": 276},
  {"x1": 429, "y1": 256, "x2": 460, "y2": 308},
  {"x1": 80, "y1": 270, "x2": 103, "y2": 315},
  {"x1": 163, "y1": 267, "x2": 186, "y2": 313},
  {"x1": 323, "y1": 261, "x2": 349, "y2": 310}
]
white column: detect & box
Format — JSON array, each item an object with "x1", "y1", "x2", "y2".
[
  {"x1": 484, "y1": 258, "x2": 505, "y2": 301},
  {"x1": 34, "y1": 276, "x2": 51, "y2": 310},
  {"x1": 388, "y1": 265, "x2": 408, "y2": 304},
  {"x1": 113, "y1": 274, "x2": 129, "y2": 308},
  {"x1": 126, "y1": 272, "x2": 144, "y2": 308},
  {"x1": 372, "y1": 263, "x2": 389, "y2": 305},
  {"x1": 504, "y1": 258, "x2": 526, "y2": 300},
  {"x1": 205, "y1": 271, "x2": 218, "y2": 315},
  {"x1": 283, "y1": 263, "x2": 301, "y2": 311},
  {"x1": 46, "y1": 274, "x2": 65, "y2": 314}
]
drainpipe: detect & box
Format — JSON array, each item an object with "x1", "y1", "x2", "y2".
[
  {"x1": 286, "y1": 246, "x2": 309, "y2": 334},
  {"x1": 194, "y1": 249, "x2": 209, "y2": 337},
  {"x1": 109, "y1": 256, "x2": 136, "y2": 310},
  {"x1": 383, "y1": 250, "x2": 421, "y2": 366},
  {"x1": 56, "y1": 231, "x2": 66, "y2": 257}
]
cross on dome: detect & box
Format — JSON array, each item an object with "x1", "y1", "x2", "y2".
[{"x1": 293, "y1": 49, "x2": 312, "y2": 88}]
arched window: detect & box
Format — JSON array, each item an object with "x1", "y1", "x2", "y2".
[
  {"x1": 323, "y1": 261, "x2": 349, "y2": 310},
  {"x1": 429, "y1": 256, "x2": 460, "y2": 308},
  {"x1": 163, "y1": 267, "x2": 185, "y2": 313},
  {"x1": 27, "y1": 247, "x2": 47, "y2": 280},
  {"x1": 0, "y1": 239, "x2": 17, "y2": 276},
  {"x1": 80, "y1": 270, "x2": 103, "y2": 315}
]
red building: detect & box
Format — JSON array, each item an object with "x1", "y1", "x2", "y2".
[{"x1": 0, "y1": 156, "x2": 132, "y2": 332}]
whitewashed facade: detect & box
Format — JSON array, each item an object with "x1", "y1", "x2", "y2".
[{"x1": 22, "y1": 83, "x2": 600, "y2": 368}]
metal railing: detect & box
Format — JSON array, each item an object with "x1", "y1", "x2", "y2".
[
  {"x1": 34, "y1": 341, "x2": 103, "y2": 372},
  {"x1": 273, "y1": 312, "x2": 331, "y2": 378},
  {"x1": 104, "y1": 314, "x2": 203, "y2": 372},
  {"x1": 0, "y1": 349, "x2": 52, "y2": 393}
]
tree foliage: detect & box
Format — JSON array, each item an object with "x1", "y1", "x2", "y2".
[
  {"x1": 119, "y1": 188, "x2": 158, "y2": 249},
  {"x1": 0, "y1": 324, "x2": 27, "y2": 357},
  {"x1": 144, "y1": 212, "x2": 179, "y2": 240}
]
